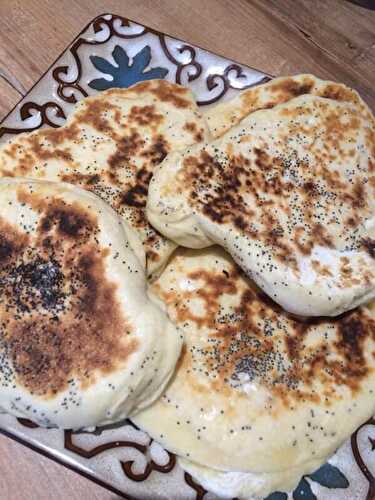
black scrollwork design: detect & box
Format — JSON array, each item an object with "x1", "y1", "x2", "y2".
[
  {"x1": 52, "y1": 13, "x2": 268, "y2": 108},
  {"x1": 17, "y1": 418, "x2": 39, "y2": 429},
  {"x1": 15, "y1": 410, "x2": 375, "y2": 499},
  {"x1": 0, "y1": 101, "x2": 66, "y2": 139},
  {"x1": 197, "y1": 67, "x2": 271, "y2": 106},
  {"x1": 158, "y1": 36, "x2": 202, "y2": 85},
  {"x1": 64, "y1": 428, "x2": 145, "y2": 457},
  {"x1": 64, "y1": 422, "x2": 177, "y2": 483},
  {"x1": 184, "y1": 471, "x2": 209, "y2": 500},
  {"x1": 1, "y1": 13, "x2": 271, "y2": 141},
  {"x1": 351, "y1": 417, "x2": 375, "y2": 500},
  {"x1": 121, "y1": 448, "x2": 176, "y2": 482},
  {"x1": 52, "y1": 15, "x2": 149, "y2": 104}
]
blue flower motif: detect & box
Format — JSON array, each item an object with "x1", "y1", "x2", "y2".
[
  {"x1": 88, "y1": 45, "x2": 168, "y2": 91},
  {"x1": 293, "y1": 477, "x2": 316, "y2": 500},
  {"x1": 266, "y1": 463, "x2": 349, "y2": 500},
  {"x1": 308, "y1": 463, "x2": 349, "y2": 489}
]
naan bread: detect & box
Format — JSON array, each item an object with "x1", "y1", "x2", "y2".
[
  {"x1": 0, "y1": 178, "x2": 182, "y2": 429},
  {"x1": 205, "y1": 74, "x2": 371, "y2": 139},
  {"x1": 0, "y1": 80, "x2": 210, "y2": 280},
  {"x1": 147, "y1": 78, "x2": 375, "y2": 316},
  {"x1": 133, "y1": 247, "x2": 375, "y2": 477}
]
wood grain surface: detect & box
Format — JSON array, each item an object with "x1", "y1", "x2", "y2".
[
  {"x1": 0, "y1": 433, "x2": 117, "y2": 500},
  {"x1": 0, "y1": 1, "x2": 374, "y2": 499}
]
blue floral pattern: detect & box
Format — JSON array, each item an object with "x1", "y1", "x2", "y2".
[
  {"x1": 89, "y1": 45, "x2": 169, "y2": 91},
  {"x1": 265, "y1": 463, "x2": 349, "y2": 500}
]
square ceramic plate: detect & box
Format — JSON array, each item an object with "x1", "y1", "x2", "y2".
[{"x1": 0, "y1": 13, "x2": 374, "y2": 500}]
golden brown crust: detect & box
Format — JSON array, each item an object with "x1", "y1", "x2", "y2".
[
  {"x1": 184, "y1": 122, "x2": 205, "y2": 143},
  {"x1": 180, "y1": 99, "x2": 375, "y2": 285},
  {"x1": 132, "y1": 80, "x2": 192, "y2": 108},
  {"x1": 128, "y1": 104, "x2": 164, "y2": 127},
  {"x1": 0, "y1": 189, "x2": 136, "y2": 398},
  {"x1": 156, "y1": 256, "x2": 375, "y2": 407},
  {"x1": 267, "y1": 76, "x2": 315, "y2": 101}
]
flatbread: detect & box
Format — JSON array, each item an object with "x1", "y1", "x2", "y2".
[
  {"x1": 0, "y1": 80, "x2": 210, "y2": 280},
  {"x1": 0, "y1": 178, "x2": 182, "y2": 429},
  {"x1": 132, "y1": 247, "x2": 375, "y2": 476},
  {"x1": 204, "y1": 74, "x2": 371, "y2": 138},
  {"x1": 146, "y1": 78, "x2": 375, "y2": 315}
]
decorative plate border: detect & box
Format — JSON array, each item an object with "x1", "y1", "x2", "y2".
[
  {"x1": 51, "y1": 14, "x2": 270, "y2": 106},
  {"x1": 9, "y1": 416, "x2": 375, "y2": 500},
  {"x1": 0, "y1": 13, "x2": 271, "y2": 141}
]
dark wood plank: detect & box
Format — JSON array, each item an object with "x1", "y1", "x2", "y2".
[{"x1": 253, "y1": 0, "x2": 375, "y2": 107}]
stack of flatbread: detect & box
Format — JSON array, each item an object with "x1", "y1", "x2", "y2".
[
  {"x1": 0, "y1": 80, "x2": 209, "y2": 428},
  {"x1": 0, "y1": 75, "x2": 374, "y2": 499}
]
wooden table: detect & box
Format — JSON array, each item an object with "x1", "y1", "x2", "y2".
[{"x1": 0, "y1": 1, "x2": 374, "y2": 499}]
